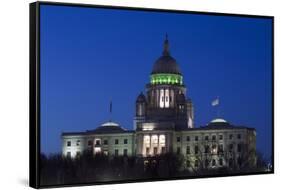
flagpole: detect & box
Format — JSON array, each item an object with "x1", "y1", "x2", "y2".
[
  {"x1": 109, "y1": 100, "x2": 112, "y2": 122},
  {"x1": 217, "y1": 96, "x2": 219, "y2": 118}
]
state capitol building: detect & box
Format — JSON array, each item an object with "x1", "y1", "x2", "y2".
[{"x1": 62, "y1": 36, "x2": 257, "y2": 170}]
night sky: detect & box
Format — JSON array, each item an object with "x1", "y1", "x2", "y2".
[{"x1": 40, "y1": 4, "x2": 273, "y2": 159}]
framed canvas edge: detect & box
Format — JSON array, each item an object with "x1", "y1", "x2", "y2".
[
  {"x1": 30, "y1": 2, "x2": 40, "y2": 189},
  {"x1": 29, "y1": 1, "x2": 275, "y2": 189}
]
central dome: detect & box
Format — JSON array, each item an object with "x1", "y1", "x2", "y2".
[
  {"x1": 152, "y1": 55, "x2": 181, "y2": 74},
  {"x1": 151, "y1": 35, "x2": 182, "y2": 75}
]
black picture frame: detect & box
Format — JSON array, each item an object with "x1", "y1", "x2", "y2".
[{"x1": 30, "y1": 1, "x2": 274, "y2": 188}]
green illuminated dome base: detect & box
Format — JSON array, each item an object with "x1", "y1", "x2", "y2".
[{"x1": 150, "y1": 73, "x2": 183, "y2": 85}]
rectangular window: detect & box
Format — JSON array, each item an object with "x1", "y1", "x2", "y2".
[
  {"x1": 212, "y1": 135, "x2": 216, "y2": 141},
  {"x1": 186, "y1": 146, "x2": 190, "y2": 154},
  {"x1": 204, "y1": 145, "x2": 210, "y2": 153},
  {"x1": 195, "y1": 136, "x2": 198, "y2": 141},
  {"x1": 88, "y1": 140, "x2": 93, "y2": 146},
  {"x1": 76, "y1": 151, "x2": 81, "y2": 157},
  {"x1": 154, "y1": 147, "x2": 158, "y2": 155},
  {"x1": 103, "y1": 139, "x2": 108, "y2": 145},
  {"x1": 177, "y1": 147, "x2": 181, "y2": 154},
  {"x1": 186, "y1": 136, "x2": 190, "y2": 141},
  {"x1": 219, "y1": 135, "x2": 223, "y2": 140},
  {"x1": 114, "y1": 149, "x2": 118, "y2": 156},
  {"x1": 146, "y1": 147, "x2": 150, "y2": 155},
  {"x1": 218, "y1": 144, "x2": 224, "y2": 153},
  {"x1": 124, "y1": 139, "x2": 128, "y2": 144},
  {"x1": 95, "y1": 140, "x2": 100, "y2": 145},
  {"x1": 229, "y1": 144, "x2": 233, "y2": 152},
  {"x1": 205, "y1": 136, "x2": 209, "y2": 141},
  {"x1": 176, "y1": 136, "x2": 181, "y2": 142},
  {"x1": 229, "y1": 134, "x2": 233, "y2": 140},
  {"x1": 212, "y1": 159, "x2": 216, "y2": 166},
  {"x1": 67, "y1": 141, "x2": 71, "y2": 147},
  {"x1": 219, "y1": 158, "x2": 223, "y2": 166},
  {"x1": 237, "y1": 134, "x2": 241, "y2": 139},
  {"x1": 237, "y1": 144, "x2": 242, "y2": 152},
  {"x1": 161, "y1": 147, "x2": 165, "y2": 154},
  {"x1": 123, "y1": 149, "x2": 128, "y2": 156},
  {"x1": 67, "y1": 152, "x2": 71, "y2": 157},
  {"x1": 115, "y1": 139, "x2": 119, "y2": 144},
  {"x1": 195, "y1": 145, "x2": 199, "y2": 154},
  {"x1": 76, "y1": 140, "x2": 80, "y2": 146}
]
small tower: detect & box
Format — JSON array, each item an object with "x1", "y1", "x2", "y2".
[{"x1": 133, "y1": 92, "x2": 146, "y2": 130}]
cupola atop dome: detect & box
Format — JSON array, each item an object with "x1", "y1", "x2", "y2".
[{"x1": 150, "y1": 34, "x2": 183, "y2": 85}]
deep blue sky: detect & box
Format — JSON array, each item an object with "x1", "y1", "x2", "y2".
[{"x1": 40, "y1": 4, "x2": 273, "y2": 159}]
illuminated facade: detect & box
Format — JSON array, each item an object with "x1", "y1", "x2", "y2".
[{"x1": 61, "y1": 36, "x2": 256, "y2": 169}]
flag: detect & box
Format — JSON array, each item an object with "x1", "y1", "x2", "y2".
[{"x1": 211, "y1": 97, "x2": 219, "y2": 106}]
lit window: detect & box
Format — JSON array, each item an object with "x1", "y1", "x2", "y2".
[
  {"x1": 152, "y1": 135, "x2": 158, "y2": 144},
  {"x1": 144, "y1": 135, "x2": 150, "y2": 145},
  {"x1": 159, "y1": 135, "x2": 165, "y2": 145}
]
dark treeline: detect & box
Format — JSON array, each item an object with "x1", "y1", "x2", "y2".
[{"x1": 40, "y1": 151, "x2": 269, "y2": 186}]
